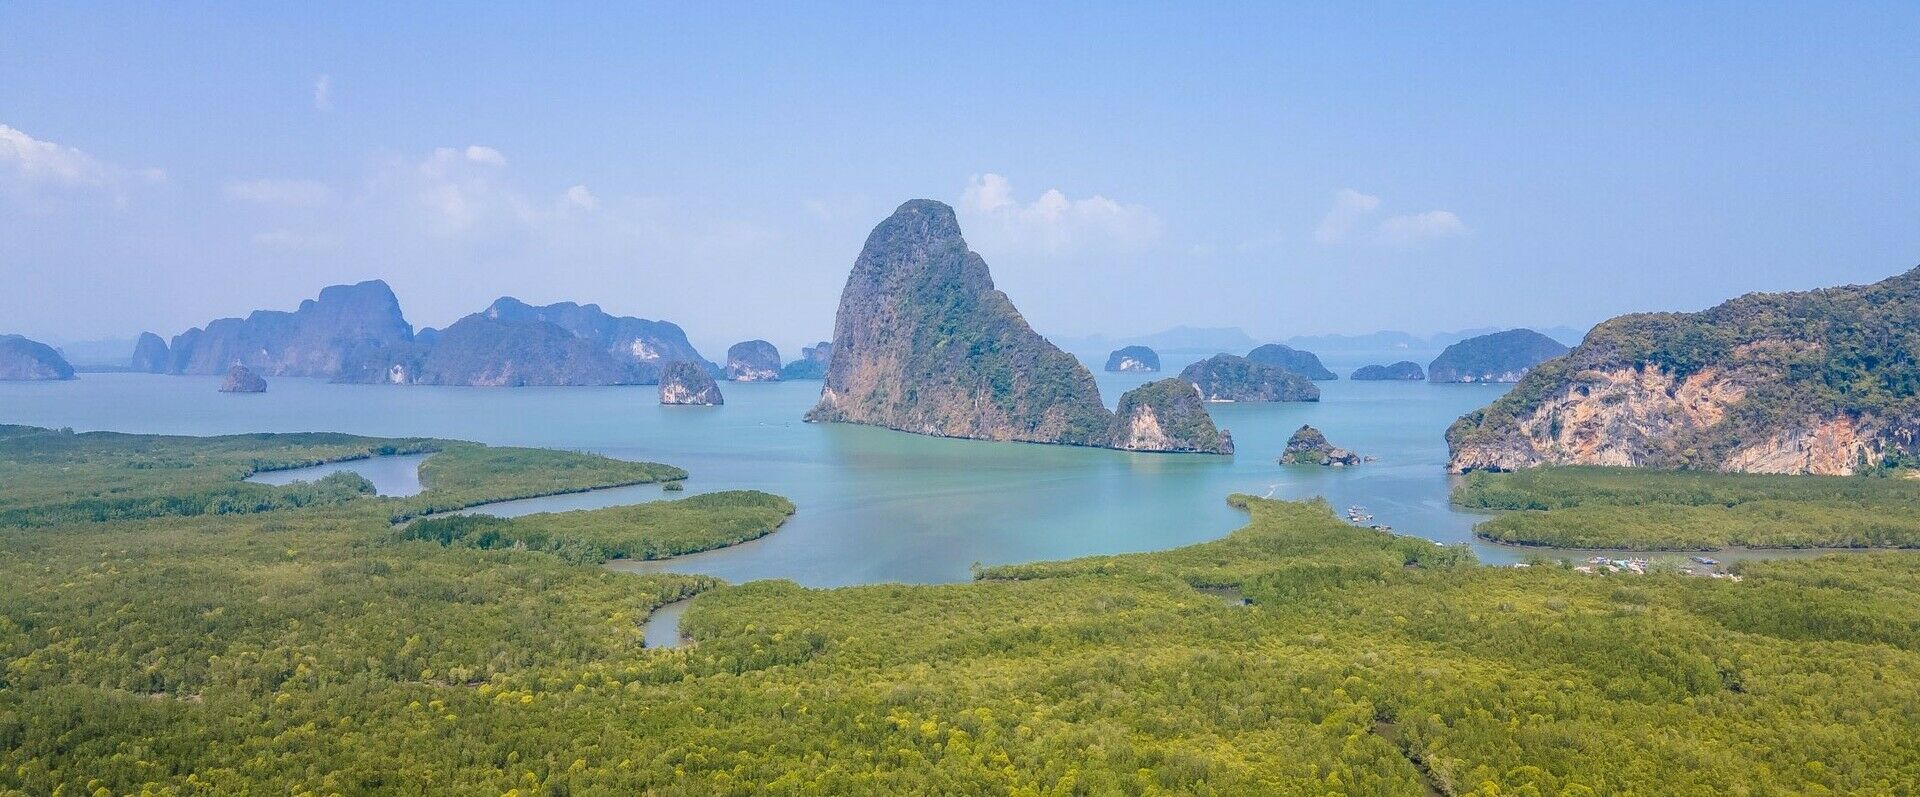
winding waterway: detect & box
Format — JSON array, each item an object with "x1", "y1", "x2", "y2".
[{"x1": 10, "y1": 356, "x2": 1594, "y2": 587}]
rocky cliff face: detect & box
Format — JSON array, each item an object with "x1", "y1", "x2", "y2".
[
  {"x1": 336, "y1": 297, "x2": 712, "y2": 387},
  {"x1": 218, "y1": 364, "x2": 266, "y2": 393},
  {"x1": 168, "y1": 280, "x2": 414, "y2": 377},
  {"x1": 130, "y1": 332, "x2": 169, "y2": 373},
  {"x1": 1104, "y1": 346, "x2": 1161, "y2": 373},
  {"x1": 1279, "y1": 425, "x2": 1363, "y2": 466},
  {"x1": 780, "y1": 342, "x2": 833, "y2": 380},
  {"x1": 726, "y1": 340, "x2": 782, "y2": 381},
  {"x1": 1448, "y1": 268, "x2": 1920, "y2": 475},
  {"x1": 1427, "y1": 329, "x2": 1569, "y2": 383},
  {"x1": 1351, "y1": 361, "x2": 1425, "y2": 380},
  {"x1": 806, "y1": 200, "x2": 1118, "y2": 446},
  {"x1": 0, "y1": 335, "x2": 76, "y2": 381},
  {"x1": 1246, "y1": 344, "x2": 1336, "y2": 380},
  {"x1": 659, "y1": 360, "x2": 724, "y2": 405},
  {"x1": 1179, "y1": 354, "x2": 1320, "y2": 402},
  {"x1": 1109, "y1": 379, "x2": 1233, "y2": 454}
]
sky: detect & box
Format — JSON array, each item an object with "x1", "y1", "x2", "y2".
[{"x1": 3, "y1": 3, "x2": 1918, "y2": 360}]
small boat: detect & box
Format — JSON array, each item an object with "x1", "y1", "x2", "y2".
[{"x1": 1690, "y1": 556, "x2": 1720, "y2": 566}]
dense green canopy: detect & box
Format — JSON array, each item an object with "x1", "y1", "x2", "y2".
[{"x1": 5, "y1": 427, "x2": 1920, "y2": 794}]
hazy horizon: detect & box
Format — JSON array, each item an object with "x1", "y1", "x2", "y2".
[{"x1": 6, "y1": 4, "x2": 1917, "y2": 353}]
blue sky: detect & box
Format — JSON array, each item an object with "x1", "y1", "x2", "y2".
[{"x1": 3, "y1": 3, "x2": 1917, "y2": 358}]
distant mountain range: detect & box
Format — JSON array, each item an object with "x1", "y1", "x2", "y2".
[
  {"x1": 1059, "y1": 325, "x2": 1588, "y2": 361},
  {"x1": 143, "y1": 281, "x2": 721, "y2": 387}
]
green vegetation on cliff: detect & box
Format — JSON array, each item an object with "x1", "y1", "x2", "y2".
[
  {"x1": 1449, "y1": 268, "x2": 1920, "y2": 472},
  {"x1": 808, "y1": 200, "x2": 1129, "y2": 447},
  {"x1": 9, "y1": 427, "x2": 1920, "y2": 793},
  {"x1": 1457, "y1": 466, "x2": 1920, "y2": 549},
  {"x1": 1109, "y1": 378, "x2": 1233, "y2": 453},
  {"x1": 1426, "y1": 328, "x2": 1568, "y2": 383}
]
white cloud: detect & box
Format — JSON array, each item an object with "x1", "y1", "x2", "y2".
[
  {"x1": 464, "y1": 145, "x2": 506, "y2": 166},
  {"x1": 225, "y1": 178, "x2": 331, "y2": 206},
  {"x1": 0, "y1": 123, "x2": 164, "y2": 205},
  {"x1": 564, "y1": 184, "x2": 599, "y2": 210},
  {"x1": 1314, "y1": 187, "x2": 1467, "y2": 246},
  {"x1": 957, "y1": 173, "x2": 1161, "y2": 254},
  {"x1": 1377, "y1": 210, "x2": 1468, "y2": 244},
  {"x1": 1313, "y1": 188, "x2": 1381, "y2": 244},
  {"x1": 0, "y1": 123, "x2": 116, "y2": 190},
  {"x1": 313, "y1": 75, "x2": 333, "y2": 112}
]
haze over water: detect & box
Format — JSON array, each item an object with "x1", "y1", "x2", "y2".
[{"x1": 2, "y1": 353, "x2": 1524, "y2": 585}]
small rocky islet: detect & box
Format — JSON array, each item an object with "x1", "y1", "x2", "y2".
[
  {"x1": 1351, "y1": 361, "x2": 1425, "y2": 380},
  {"x1": 218, "y1": 364, "x2": 267, "y2": 393},
  {"x1": 1103, "y1": 345, "x2": 1160, "y2": 373},
  {"x1": 658, "y1": 360, "x2": 723, "y2": 405},
  {"x1": 1278, "y1": 425, "x2": 1366, "y2": 466},
  {"x1": 725, "y1": 340, "x2": 782, "y2": 382}
]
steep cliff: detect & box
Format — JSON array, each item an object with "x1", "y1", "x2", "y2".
[
  {"x1": 1109, "y1": 379, "x2": 1233, "y2": 454},
  {"x1": 1428, "y1": 329, "x2": 1569, "y2": 383},
  {"x1": 1179, "y1": 354, "x2": 1320, "y2": 402},
  {"x1": 780, "y1": 342, "x2": 833, "y2": 380},
  {"x1": 726, "y1": 340, "x2": 782, "y2": 381},
  {"x1": 1246, "y1": 343, "x2": 1336, "y2": 380},
  {"x1": 128, "y1": 333, "x2": 169, "y2": 373},
  {"x1": 167, "y1": 280, "x2": 414, "y2": 377},
  {"x1": 0, "y1": 335, "x2": 76, "y2": 381},
  {"x1": 1447, "y1": 267, "x2": 1920, "y2": 475},
  {"x1": 806, "y1": 200, "x2": 1117, "y2": 446},
  {"x1": 1351, "y1": 361, "x2": 1425, "y2": 380},
  {"x1": 659, "y1": 360, "x2": 724, "y2": 405},
  {"x1": 1104, "y1": 346, "x2": 1161, "y2": 373}
]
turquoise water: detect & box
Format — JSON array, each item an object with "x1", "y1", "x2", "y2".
[{"x1": 1, "y1": 360, "x2": 1522, "y2": 586}]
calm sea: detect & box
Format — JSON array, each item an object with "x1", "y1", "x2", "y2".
[{"x1": 3, "y1": 355, "x2": 1530, "y2": 586}]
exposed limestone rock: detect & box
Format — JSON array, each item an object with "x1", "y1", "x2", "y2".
[
  {"x1": 219, "y1": 364, "x2": 267, "y2": 393},
  {"x1": 1110, "y1": 379, "x2": 1233, "y2": 454},
  {"x1": 1448, "y1": 268, "x2": 1920, "y2": 474},
  {"x1": 659, "y1": 360, "x2": 724, "y2": 405},
  {"x1": 726, "y1": 340, "x2": 782, "y2": 382},
  {"x1": 805, "y1": 200, "x2": 1117, "y2": 446}
]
